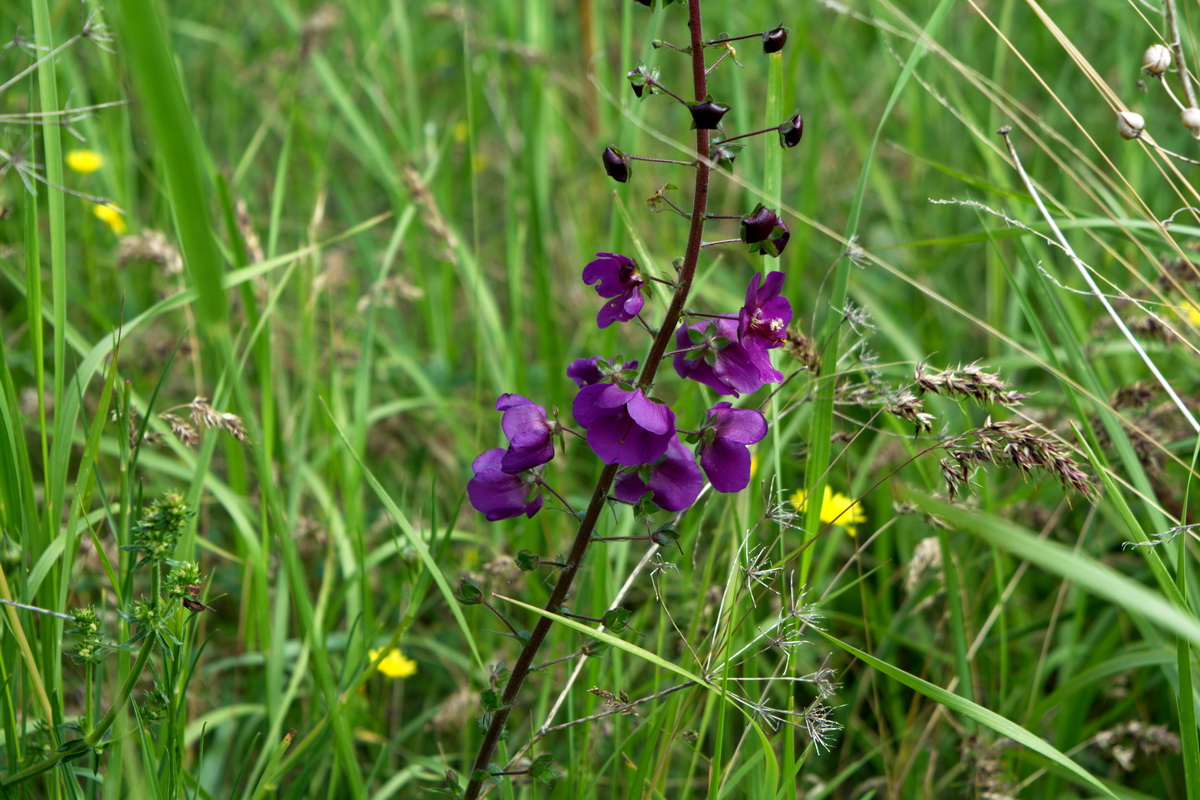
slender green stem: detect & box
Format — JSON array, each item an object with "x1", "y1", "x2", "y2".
[
  {"x1": 460, "y1": 2, "x2": 712, "y2": 796},
  {"x1": 1, "y1": 634, "x2": 155, "y2": 787}
]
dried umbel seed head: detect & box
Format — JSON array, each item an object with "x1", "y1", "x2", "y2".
[
  {"x1": 689, "y1": 98, "x2": 731, "y2": 130},
  {"x1": 602, "y1": 145, "x2": 632, "y2": 183},
  {"x1": 1143, "y1": 44, "x2": 1171, "y2": 76},
  {"x1": 1181, "y1": 107, "x2": 1200, "y2": 137},
  {"x1": 778, "y1": 111, "x2": 804, "y2": 147},
  {"x1": 762, "y1": 25, "x2": 787, "y2": 54},
  {"x1": 1117, "y1": 111, "x2": 1145, "y2": 140}
]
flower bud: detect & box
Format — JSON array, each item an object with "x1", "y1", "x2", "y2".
[
  {"x1": 1116, "y1": 111, "x2": 1145, "y2": 140},
  {"x1": 740, "y1": 204, "x2": 790, "y2": 257},
  {"x1": 762, "y1": 25, "x2": 787, "y2": 54},
  {"x1": 627, "y1": 64, "x2": 658, "y2": 99},
  {"x1": 740, "y1": 204, "x2": 780, "y2": 244},
  {"x1": 1182, "y1": 107, "x2": 1200, "y2": 137},
  {"x1": 602, "y1": 145, "x2": 632, "y2": 182},
  {"x1": 456, "y1": 576, "x2": 485, "y2": 605},
  {"x1": 688, "y1": 97, "x2": 731, "y2": 130},
  {"x1": 1143, "y1": 44, "x2": 1171, "y2": 76},
  {"x1": 778, "y1": 111, "x2": 804, "y2": 147},
  {"x1": 712, "y1": 139, "x2": 743, "y2": 172}
]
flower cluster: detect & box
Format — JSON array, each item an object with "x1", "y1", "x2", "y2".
[{"x1": 468, "y1": 264, "x2": 790, "y2": 519}]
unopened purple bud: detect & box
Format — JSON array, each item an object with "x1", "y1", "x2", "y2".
[
  {"x1": 778, "y1": 112, "x2": 804, "y2": 148},
  {"x1": 689, "y1": 98, "x2": 731, "y2": 130},
  {"x1": 752, "y1": 217, "x2": 789, "y2": 258},
  {"x1": 740, "y1": 204, "x2": 780, "y2": 244},
  {"x1": 762, "y1": 26, "x2": 788, "y2": 54},
  {"x1": 603, "y1": 145, "x2": 632, "y2": 183}
]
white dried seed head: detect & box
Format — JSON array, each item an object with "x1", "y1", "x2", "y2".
[
  {"x1": 1143, "y1": 44, "x2": 1171, "y2": 76},
  {"x1": 1182, "y1": 107, "x2": 1200, "y2": 137},
  {"x1": 1117, "y1": 111, "x2": 1146, "y2": 140}
]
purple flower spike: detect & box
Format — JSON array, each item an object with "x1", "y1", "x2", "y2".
[
  {"x1": 614, "y1": 436, "x2": 703, "y2": 512},
  {"x1": 468, "y1": 449, "x2": 544, "y2": 521},
  {"x1": 697, "y1": 402, "x2": 768, "y2": 493},
  {"x1": 567, "y1": 356, "x2": 638, "y2": 388},
  {"x1": 574, "y1": 383, "x2": 675, "y2": 466},
  {"x1": 582, "y1": 252, "x2": 645, "y2": 328},
  {"x1": 673, "y1": 318, "x2": 764, "y2": 397},
  {"x1": 738, "y1": 272, "x2": 792, "y2": 384},
  {"x1": 496, "y1": 394, "x2": 555, "y2": 474}
]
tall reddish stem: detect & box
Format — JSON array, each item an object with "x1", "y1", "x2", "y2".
[{"x1": 462, "y1": 3, "x2": 711, "y2": 796}]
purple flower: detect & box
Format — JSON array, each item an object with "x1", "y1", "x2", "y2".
[
  {"x1": 697, "y1": 402, "x2": 768, "y2": 493},
  {"x1": 573, "y1": 382, "x2": 675, "y2": 466},
  {"x1": 614, "y1": 436, "x2": 703, "y2": 512},
  {"x1": 738, "y1": 272, "x2": 792, "y2": 384},
  {"x1": 496, "y1": 394, "x2": 555, "y2": 474},
  {"x1": 467, "y1": 449, "x2": 544, "y2": 521},
  {"x1": 567, "y1": 356, "x2": 638, "y2": 388},
  {"x1": 673, "y1": 317, "x2": 764, "y2": 397},
  {"x1": 582, "y1": 253, "x2": 645, "y2": 328}
]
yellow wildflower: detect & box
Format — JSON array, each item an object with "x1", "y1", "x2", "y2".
[
  {"x1": 93, "y1": 204, "x2": 127, "y2": 235},
  {"x1": 66, "y1": 150, "x2": 104, "y2": 174},
  {"x1": 369, "y1": 647, "x2": 417, "y2": 679},
  {"x1": 790, "y1": 485, "x2": 865, "y2": 536},
  {"x1": 1180, "y1": 300, "x2": 1200, "y2": 327}
]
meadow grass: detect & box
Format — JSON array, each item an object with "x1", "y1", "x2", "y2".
[{"x1": 0, "y1": 0, "x2": 1197, "y2": 796}]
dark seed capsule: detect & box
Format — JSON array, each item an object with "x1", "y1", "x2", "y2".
[
  {"x1": 602, "y1": 145, "x2": 632, "y2": 183},
  {"x1": 762, "y1": 25, "x2": 787, "y2": 54}
]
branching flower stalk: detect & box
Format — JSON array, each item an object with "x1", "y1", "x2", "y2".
[{"x1": 462, "y1": 2, "x2": 719, "y2": 796}]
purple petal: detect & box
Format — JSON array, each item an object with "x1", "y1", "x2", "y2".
[
  {"x1": 701, "y1": 437, "x2": 752, "y2": 493},
  {"x1": 573, "y1": 383, "x2": 612, "y2": 428},
  {"x1": 596, "y1": 295, "x2": 626, "y2": 328},
  {"x1": 711, "y1": 343, "x2": 767, "y2": 394},
  {"x1": 593, "y1": 383, "x2": 635, "y2": 410},
  {"x1": 496, "y1": 393, "x2": 534, "y2": 411},
  {"x1": 567, "y1": 358, "x2": 604, "y2": 388},
  {"x1": 613, "y1": 472, "x2": 650, "y2": 505},
  {"x1": 711, "y1": 406, "x2": 768, "y2": 445},
  {"x1": 742, "y1": 342, "x2": 784, "y2": 384},
  {"x1": 614, "y1": 437, "x2": 703, "y2": 511},
  {"x1": 644, "y1": 439, "x2": 703, "y2": 510},
  {"x1": 472, "y1": 448, "x2": 505, "y2": 473},
  {"x1": 501, "y1": 403, "x2": 550, "y2": 447},
  {"x1": 468, "y1": 448, "x2": 543, "y2": 520},
  {"x1": 621, "y1": 291, "x2": 645, "y2": 318},
  {"x1": 586, "y1": 413, "x2": 671, "y2": 465},
  {"x1": 582, "y1": 253, "x2": 631, "y2": 298},
  {"x1": 500, "y1": 439, "x2": 556, "y2": 474},
  {"x1": 625, "y1": 392, "x2": 674, "y2": 435}
]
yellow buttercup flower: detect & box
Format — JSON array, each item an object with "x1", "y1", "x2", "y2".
[
  {"x1": 93, "y1": 203, "x2": 127, "y2": 235},
  {"x1": 790, "y1": 485, "x2": 865, "y2": 536},
  {"x1": 66, "y1": 150, "x2": 104, "y2": 174},
  {"x1": 368, "y1": 647, "x2": 417, "y2": 679},
  {"x1": 1180, "y1": 299, "x2": 1200, "y2": 327}
]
